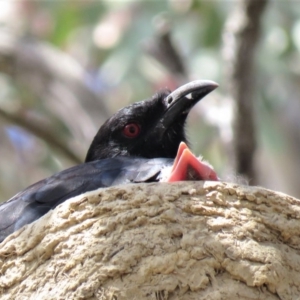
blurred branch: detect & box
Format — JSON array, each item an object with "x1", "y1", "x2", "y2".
[
  {"x1": 0, "y1": 107, "x2": 82, "y2": 164},
  {"x1": 0, "y1": 30, "x2": 110, "y2": 146},
  {"x1": 223, "y1": 0, "x2": 268, "y2": 184},
  {"x1": 143, "y1": 20, "x2": 187, "y2": 79}
]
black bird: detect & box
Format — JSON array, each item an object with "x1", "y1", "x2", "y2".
[
  {"x1": 0, "y1": 80, "x2": 218, "y2": 242},
  {"x1": 85, "y1": 80, "x2": 217, "y2": 161}
]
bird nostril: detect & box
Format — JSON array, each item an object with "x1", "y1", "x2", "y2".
[{"x1": 167, "y1": 96, "x2": 173, "y2": 105}]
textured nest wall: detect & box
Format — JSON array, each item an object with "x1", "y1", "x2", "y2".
[{"x1": 0, "y1": 181, "x2": 300, "y2": 300}]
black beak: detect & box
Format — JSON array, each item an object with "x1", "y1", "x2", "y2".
[{"x1": 162, "y1": 80, "x2": 218, "y2": 127}]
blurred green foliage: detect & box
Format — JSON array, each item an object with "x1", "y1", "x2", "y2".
[{"x1": 0, "y1": 0, "x2": 300, "y2": 201}]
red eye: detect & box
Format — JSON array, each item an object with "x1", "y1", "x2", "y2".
[{"x1": 122, "y1": 123, "x2": 141, "y2": 138}]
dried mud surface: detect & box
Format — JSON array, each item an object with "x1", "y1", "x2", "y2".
[{"x1": 0, "y1": 181, "x2": 300, "y2": 300}]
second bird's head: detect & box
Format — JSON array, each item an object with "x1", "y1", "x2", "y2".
[{"x1": 85, "y1": 80, "x2": 218, "y2": 162}]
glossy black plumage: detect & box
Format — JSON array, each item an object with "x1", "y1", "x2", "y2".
[
  {"x1": 0, "y1": 80, "x2": 218, "y2": 242},
  {"x1": 85, "y1": 80, "x2": 218, "y2": 161},
  {"x1": 0, "y1": 157, "x2": 172, "y2": 242}
]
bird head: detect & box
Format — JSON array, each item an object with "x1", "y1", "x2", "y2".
[{"x1": 85, "y1": 80, "x2": 218, "y2": 162}]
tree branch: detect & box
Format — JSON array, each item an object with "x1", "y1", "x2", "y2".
[
  {"x1": 223, "y1": 0, "x2": 268, "y2": 184},
  {"x1": 143, "y1": 19, "x2": 187, "y2": 79},
  {"x1": 0, "y1": 30, "x2": 110, "y2": 144},
  {"x1": 0, "y1": 107, "x2": 82, "y2": 164}
]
